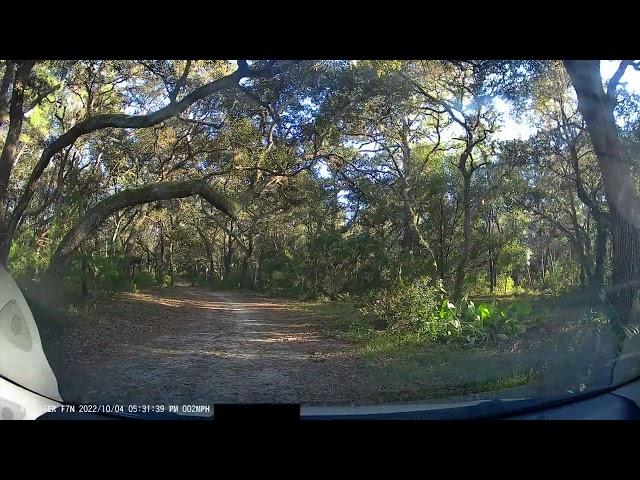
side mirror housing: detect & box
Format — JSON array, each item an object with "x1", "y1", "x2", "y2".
[{"x1": 0, "y1": 266, "x2": 62, "y2": 419}]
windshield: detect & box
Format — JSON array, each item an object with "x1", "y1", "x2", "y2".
[{"x1": 2, "y1": 59, "x2": 640, "y2": 418}]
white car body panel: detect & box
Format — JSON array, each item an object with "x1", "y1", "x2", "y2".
[{"x1": 0, "y1": 266, "x2": 62, "y2": 410}]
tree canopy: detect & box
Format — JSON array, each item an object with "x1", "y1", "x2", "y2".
[{"x1": 2, "y1": 59, "x2": 640, "y2": 326}]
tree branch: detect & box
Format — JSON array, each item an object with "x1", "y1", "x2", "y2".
[
  {"x1": 47, "y1": 178, "x2": 240, "y2": 278},
  {"x1": 177, "y1": 116, "x2": 225, "y2": 129},
  {"x1": 3, "y1": 61, "x2": 295, "y2": 261},
  {"x1": 169, "y1": 59, "x2": 191, "y2": 103},
  {"x1": 607, "y1": 60, "x2": 632, "y2": 98},
  {"x1": 200, "y1": 205, "x2": 250, "y2": 254}
]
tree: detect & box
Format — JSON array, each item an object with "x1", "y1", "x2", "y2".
[
  {"x1": 0, "y1": 60, "x2": 294, "y2": 265},
  {"x1": 564, "y1": 60, "x2": 640, "y2": 323},
  {"x1": 46, "y1": 178, "x2": 239, "y2": 278},
  {"x1": 398, "y1": 61, "x2": 498, "y2": 301}
]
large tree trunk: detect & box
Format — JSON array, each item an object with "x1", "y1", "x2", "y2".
[
  {"x1": 485, "y1": 204, "x2": 497, "y2": 294},
  {"x1": 122, "y1": 204, "x2": 149, "y2": 282},
  {"x1": 195, "y1": 225, "x2": 216, "y2": 287},
  {"x1": 453, "y1": 173, "x2": 472, "y2": 302},
  {"x1": 593, "y1": 215, "x2": 608, "y2": 289},
  {"x1": 0, "y1": 61, "x2": 34, "y2": 210},
  {"x1": 438, "y1": 198, "x2": 447, "y2": 282},
  {"x1": 488, "y1": 246, "x2": 496, "y2": 294},
  {"x1": 0, "y1": 61, "x2": 34, "y2": 266},
  {"x1": 400, "y1": 195, "x2": 419, "y2": 253},
  {"x1": 168, "y1": 240, "x2": 175, "y2": 287},
  {"x1": 0, "y1": 61, "x2": 16, "y2": 128},
  {"x1": 80, "y1": 247, "x2": 89, "y2": 297},
  {"x1": 398, "y1": 180, "x2": 439, "y2": 276},
  {"x1": 564, "y1": 60, "x2": 640, "y2": 323},
  {"x1": 223, "y1": 224, "x2": 234, "y2": 281},
  {"x1": 397, "y1": 130, "x2": 438, "y2": 274},
  {"x1": 568, "y1": 138, "x2": 609, "y2": 290},
  {"x1": 46, "y1": 179, "x2": 238, "y2": 279},
  {"x1": 240, "y1": 235, "x2": 254, "y2": 288},
  {"x1": 156, "y1": 225, "x2": 165, "y2": 284}
]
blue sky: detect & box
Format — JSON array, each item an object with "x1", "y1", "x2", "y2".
[
  {"x1": 115, "y1": 60, "x2": 640, "y2": 215},
  {"x1": 117, "y1": 60, "x2": 638, "y2": 179},
  {"x1": 495, "y1": 60, "x2": 640, "y2": 141},
  {"x1": 128, "y1": 60, "x2": 638, "y2": 140},
  {"x1": 327, "y1": 61, "x2": 640, "y2": 208}
]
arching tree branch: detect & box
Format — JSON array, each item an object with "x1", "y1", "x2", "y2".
[
  {"x1": 46, "y1": 179, "x2": 240, "y2": 278},
  {"x1": 0, "y1": 60, "x2": 295, "y2": 264}
]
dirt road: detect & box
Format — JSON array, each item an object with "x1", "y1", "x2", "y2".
[
  {"x1": 36, "y1": 285, "x2": 617, "y2": 412},
  {"x1": 44, "y1": 287, "x2": 380, "y2": 408}
]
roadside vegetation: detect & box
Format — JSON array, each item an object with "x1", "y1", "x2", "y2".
[{"x1": 3, "y1": 59, "x2": 640, "y2": 399}]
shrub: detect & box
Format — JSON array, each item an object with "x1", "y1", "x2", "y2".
[
  {"x1": 543, "y1": 263, "x2": 581, "y2": 294},
  {"x1": 131, "y1": 270, "x2": 156, "y2": 290},
  {"x1": 360, "y1": 277, "x2": 447, "y2": 332},
  {"x1": 360, "y1": 278, "x2": 528, "y2": 346},
  {"x1": 460, "y1": 300, "x2": 527, "y2": 346}
]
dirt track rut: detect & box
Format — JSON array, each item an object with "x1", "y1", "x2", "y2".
[{"x1": 51, "y1": 287, "x2": 378, "y2": 409}]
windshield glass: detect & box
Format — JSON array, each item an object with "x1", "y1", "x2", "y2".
[{"x1": 2, "y1": 59, "x2": 640, "y2": 417}]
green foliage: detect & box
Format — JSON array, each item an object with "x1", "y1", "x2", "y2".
[
  {"x1": 459, "y1": 300, "x2": 528, "y2": 346},
  {"x1": 131, "y1": 271, "x2": 156, "y2": 291},
  {"x1": 359, "y1": 277, "x2": 529, "y2": 345},
  {"x1": 259, "y1": 252, "x2": 306, "y2": 297},
  {"x1": 62, "y1": 249, "x2": 162, "y2": 294},
  {"x1": 303, "y1": 300, "x2": 375, "y2": 342},
  {"x1": 3, "y1": 60, "x2": 622, "y2": 340},
  {"x1": 90, "y1": 255, "x2": 128, "y2": 292},
  {"x1": 360, "y1": 277, "x2": 447, "y2": 332},
  {"x1": 8, "y1": 238, "x2": 44, "y2": 281},
  {"x1": 543, "y1": 263, "x2": 581, "y2": 294}
]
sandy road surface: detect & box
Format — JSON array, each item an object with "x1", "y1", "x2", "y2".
[
  {"x1": 36, "y1": 286, "x2": 619, "y2": 413},
  {"x1": 47, "y1": 287, "x2": 379, "y2": 409}
]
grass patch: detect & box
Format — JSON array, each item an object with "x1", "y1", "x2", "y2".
[
  {"x1": 358, "y1": 332, "x2": 431, "y2": 358},
  {"x1": 300, "y1": 300, "x2": 376, "y2": 342},
  {"x1": 475, "y1": 368, "x2": 541, "y2": 393},
  {"x1": 300, "y1": 299, "x2": 441, "y2": 355},
  {"x1": 293, "y1": 292, "x2": 618, "y2": 402},
  {"x1": 370, "y1": 368, "x2": 543, "y2": 403}
]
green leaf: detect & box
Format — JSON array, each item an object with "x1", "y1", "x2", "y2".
[{"x1": 477, "y1": 303, "x2": 491, "y2": 321}]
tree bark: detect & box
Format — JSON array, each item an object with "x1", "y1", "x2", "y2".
[
  {"x1": 438, "y1": 198, "x2": 447, "y2": 281},
  {"x1": 80, "y1": 247, "x2": 88, "y2": 297},
  {"x1": 168, "y1": 240, "x2": 174, "y2": 287},
  {"x1": 122, "y1": 204, "x2": 149, "y2": 282},
  {"x1": 396, "y1": 128, "x2": 438, "y2": 272},
  {"x1": 594, "y1": 216, "x2": 608, "y2": 288},
  {"x1": 488, "y1": 246, "x2": 496, "y2": 294},
  {"x1": 567, "y1": 138, "x2": 609, "y2": 289},
  {"x1": 46, "y1": 179, "x2": 239, "y2": 278},
  {"x1": 564, "y1": 60, "x2": 640, "y2": 322},
  {"x1": 156, "y1": 224, "x2": 165, "y2": 284},
  {"x1": 223, "y1": 222, "x2": 234, "y2": 281},
  {"x1": 240, "y1": 234, "x2": 254, "y2": 287},
  {"x1": 453, "y1": 172, "x2": 472, "y2": 302},
  {"x1": 195, "y1": 225, "x2": 216, "y2": 286},
  {"x1": 0, "y1": 61, "x2": 34, "y2": 210},
  {"x1": 0, "y1": 60, "x2": 16, "y2": 128}
]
